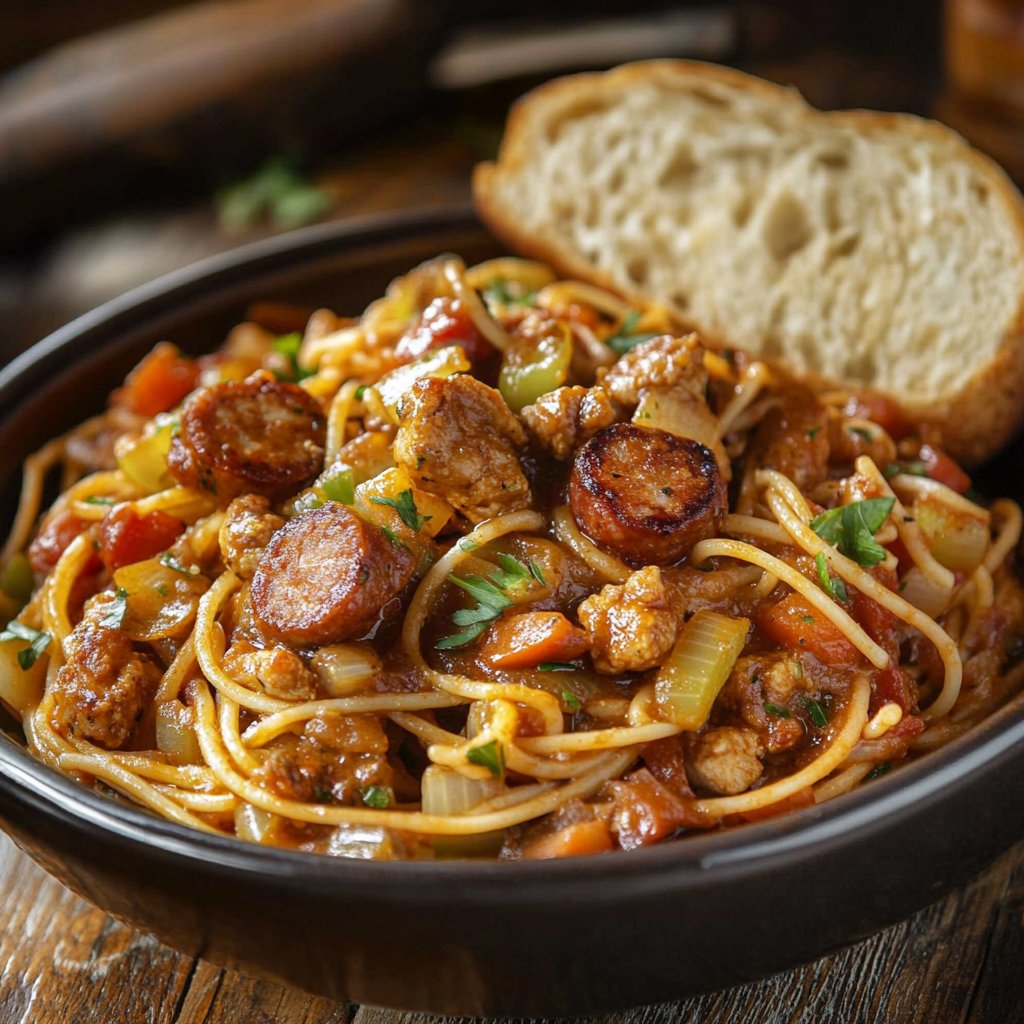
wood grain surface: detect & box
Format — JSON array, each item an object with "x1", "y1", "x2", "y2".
[{"x1": 0, "y1": 828, "x2": 1020, "y2": 1023}]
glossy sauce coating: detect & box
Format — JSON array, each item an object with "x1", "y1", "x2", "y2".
[
  {"x1": 251, "y1": 502, "x2": 417, "y2": 647},
  {"x1": 168, "y1": 372, "x2": 325, "y2": 506},
  {"x1": 569, "y1": 423, "x2": 727, "y2": 567}
]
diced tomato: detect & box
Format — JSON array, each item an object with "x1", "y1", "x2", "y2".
[
  {"x1": 641, "y1": 736, "x2": 696, "y2": 799},
  {"x1": 111, "y1": 342, "x2": 199, "y2": 417},
  {"x1": 480, "y1": 612, "x2": 588, "y2": 669},
  {"x1": 604, "y1": 768, "x2": 707, "y2": 850},
  {"x1": 918, "y1": 444, "x2": 971, "y2": 495},
  {"x1": 100, "y1": 504, "x2": 185, "y2": 573},
  {"x1": 756, "y1": 592, "x2": 862, "y2": 667},
  {"x1": 393, "y1": 297, "x2": 495, "y2": 364},
  {"x1": 888, "y1": 715, "x2": 926, "y2": 740},
  {"x1": 27, "y1": 510, "x2": 100, "y2": 578},
  {"x1": 848, "y1": 572, "x2": 916, "y2": 712},
  {"x1": 729, "y1": 787, "x2": 815, "y2": 824},
  {"x1": 522, "y1": 819, "x2": 613, "y2": 859},
  {"x1": 841, "y1": 394, "x2": 910, "y2": 439}
]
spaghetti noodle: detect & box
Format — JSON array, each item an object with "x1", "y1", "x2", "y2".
[{"x1": 1, "y1": 254, "x2": 1022, "y2": 861}]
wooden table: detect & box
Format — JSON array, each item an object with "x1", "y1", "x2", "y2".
[{"x1": 3, "y1": 72, "x2": 1024, "y2": 1024}]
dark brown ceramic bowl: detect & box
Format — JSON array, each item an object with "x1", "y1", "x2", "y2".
[{"x1": 1, "y1": 209, "x2": 1023, "y2": 1018}]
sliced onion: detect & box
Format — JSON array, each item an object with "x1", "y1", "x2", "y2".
[
  {"x1": 0, "y1": 640, "x2": 46, "y2": 715},
  {"x1": 154, "y1": 699, "x2": 203, "y2": 764},
  {"x1": 234, "y1": 802, "x2": 282, "y2": 843},
  {"x1": 311, "y1": 644, "x2": 381, "y2": 697},
  {"x1": 654, "y1": 610, "x2": 750, "y2": 729},
  {"x1": 421, "y1": 765, "x2": 504, "y2": 815},
  {"x1": 115, "y1": 416, "x2": 175, "y2": 494},
  {"x1": 898, "y1": 566, "x2": 954, "y2": 618},
  {"x1": 375, "y1": 345, "x2": 471, "y2": 422}
]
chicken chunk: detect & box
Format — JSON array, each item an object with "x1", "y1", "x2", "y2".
[
  {"x1": 222, "y1": 640, "x2": 318, "y2": 700},
  {"x1": 600, "y1": 334, "x2": 708, "y2": 407},
  {"x1": 686, "y1": 726, "x2": 765, "y2": 796},
  {"x1": 520, "y1": 385, "x2": 622, "y2": 460},
  {"x1": 578, "y1": 566, "x2": 681, "y2": 674},
  {"x1": 219, "y1": 494, "x2": 285, "y2": 580},
  {"x1": 49, "y1": 595, "x2": 162, "y2": 749},
  {"x1": 393, "y1": 375, "x2": 531, "y2": 523},
  {"x1": 716, "y1": 653, "x2": 809, "y2": 753}
]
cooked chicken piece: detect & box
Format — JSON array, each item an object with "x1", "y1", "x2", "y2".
[
  {"x1": 222, "y1": 640, "x2": 319, "y2": 700},
  {"x1": 520, "y1": 385, "x2": 622, "y2": 460},
  {"x1": 393, "y1": 375, "x2": 531, "y2": 523},
  {"x1": 49, "y1": 595, "x2": 162, "y2": 749},
  {"x1": 578, "y1": 566, "x2": 681, "y2": 674},
  {"x1": 219, "y1": 494, "x2": 285, "y2": 580},
  {"x1": 599, "y1": 334, "x2": 708, "y2": 407},
  {"x1": 686, "y1": 726, "x2": 765, "y2": 796},
  {"x1": 717, "y1": 653, "x2": 810, "y2": 754}
]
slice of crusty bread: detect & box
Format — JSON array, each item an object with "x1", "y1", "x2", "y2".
[{"x1": 474, "y1": 60, "x2": 1024, "y2": 464}]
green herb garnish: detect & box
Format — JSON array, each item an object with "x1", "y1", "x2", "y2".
[
  {"x1": 272, "y1": 332, "x2": 315, "y2": 382},
  {"x1": 810, "y1": 497, "x2": 896, "y2": 569},
  {"x1": 312, "y1": 785, "x2": 334, "y2": 804},
  {"x1": 84, "y1": 496, "x2": 115, "y2": 506},
  {"x1": 381, "y1": 526, "x2": 410, "y2": 551},
  {"x1": 483, "y1": 278, "x2": 536, "y2": 310},
  {"x1": 561, "y1": 691, "x2": 582, "y2": 712},
  {"x1": 0, "y1": 621, "x2": 52, "y2": 670},
  {"x1": 802, "y1": 696, "x2": 829, "y2": 729},
  {"x1": 807, "y1": 426, "x2": 821, "y2": 440},
  {"x1": 100, "y1": 588, "x2": 129, "y2": 630},
  {"x1": 801, "y1": 615, "x2": 815, "y2": 623},
  {"x1": 160, "y1": 553, "x2": 199, "y2": 578},
  {"x1": 466, "y1": 739, "x2": 504, "y2": 778},
  {"x1": 847, "y1": 426, "x2": 874, "y2": 442},
  {"x1": 863, "y1": 762, "x2": 893, "y2": 781},
  {"x1": 369, "y1": 488, "x2": 429, "y2": 532},
  {"x1": 605, "y1": 310, "x2": 660, "y2": 354},
  {"x1": 764, "y1": 702, "x2": 792, "y2": 719},
  {"x1": 815, "y1": 552, "x2": 848, "y2": 603},
  {"x1": 360, "y1": 786, "x2": 392, "y2": 809},
  {"x1": 529, "y1": 560, "x2": 546, "y2": 586},
  {"x1": 539, "y1": 662, "x2": 576, "y2": 672}
]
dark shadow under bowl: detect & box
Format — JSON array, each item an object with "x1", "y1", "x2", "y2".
[{"x1": 1, "y1": 208, "x2": 1023, "y2": 1017}]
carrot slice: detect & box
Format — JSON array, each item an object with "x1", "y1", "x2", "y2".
[
  {"x1": 481, "y1": 612, "x2": 588, "y2": 669},
  {"x1": 112, "y1": 342, "x2": 199, "y2": 417},
  {"x1": 522, "y1": 820, "x2": 613, "y2": 859},
  {"x1": 756, "y1": 592, "x2": 861, "y2": 667}
]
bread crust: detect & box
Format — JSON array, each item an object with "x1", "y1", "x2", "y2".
[{"x1": 473, "y1": 60, "x2": 1024, "y2": 465}]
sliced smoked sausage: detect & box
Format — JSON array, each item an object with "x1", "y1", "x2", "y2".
[
  {"x1": 251, "y1": 503, "x2": 416, "y2": 647},
  {"x1": 569, "y1": 423, "x2": 726, "y2": 567},
  {"x1": 168, "y1": 372, "x2": 325, "y2": 506}
]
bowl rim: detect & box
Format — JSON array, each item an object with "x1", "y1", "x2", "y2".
[{"x1": 2, "y1": 205, "x2": 1023, "y2": 893}]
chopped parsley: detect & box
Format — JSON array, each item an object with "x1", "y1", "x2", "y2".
[
  {"x1": 806, "y1": 426, "x2": 821, "y2": 440},
  {"x1": 434, "y1": 554, "x2": 540, "y2": 649},
  {"x1": 369, "y1": 488, "x2": 430, "y2": 532},
  {"x1": 156, "y1": 584, "x2": 168, "y2": 598},
  {"x1": 528, "y1": 560, "x2": 546, "y2": 586},
  {"x1": 815, "y1": 552, "x2": 848, "y2": 603},
  {"x1": 360, "y1": 785, "x2": 392, "y2": 809},
  {"x1": 354, "y1": 385, "x2": 369, "y2": 401},
  {"x1": 884, "y1": 460, "x2": 929, "y2": 479},
  {"x1": 483, "y1": 278, "x2": 536, "y2": 309},
  {"x1": 863, "y1": 762, "x2": 893, "y2": 781},
  {"x1": 466, "y1": 739, "x2": 504, "y2": 778},
  {"x1": 84, "y1": 496, "x2": 115, "y2": 506},
  {"x1": 802, "y1": 696, "x2": 829, "y2": 729},
  {"x1": 381, "y1": 525, "x2": 409, "y2": 551},
  {"x1": 312, "y1": 785, "x2": 334, "y2": 804},
  {"x1": 100, "y1": 588, "x2": 129, "y2": 630},
  {"x1": 561, "y1": 691, "x2": 582, "y2": 713},
  {"x1": 605, "y1": 310, "x2": 660, "y2": 354},
  {"x1": 810, "y1": 497, "x2": 895, "y2": 568},
  {"x1": 160, "y1": 552, "x2": 199, "y2": 578},
  {"x1": 801, "y1": 615, "x2": 815, "y2": 623},
  {"x1": 0, "y1": 621, "x2": 52, "y2": 670},
  {"x1": 539, "y1": 662, "x2": 576, "y2": 672},
  {"x1": 764, "y1": 702, "x2": 792, "y2": 719},
  {"x1": 847, "y1": 426, "x2": 874, "y2": 442}
]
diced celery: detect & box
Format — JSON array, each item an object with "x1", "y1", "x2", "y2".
[
  {"x1": 321, "y1": 464, "x2": 355, "y2": 505},
  {"x1": 654, "y1": 610, "x2": 750, "y2": 729}
]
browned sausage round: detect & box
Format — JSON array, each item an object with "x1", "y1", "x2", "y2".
[
  {"x1": 569, "y1": 423, "x2": 726, "y2": 567},
  {"x1": 168, "y1": 372, "x2": 325, "y2": 506},
  {"x1": 251, "y1": 503, "x2": 417, "y2": 647}
]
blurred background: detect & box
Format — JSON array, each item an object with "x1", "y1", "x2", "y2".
[{"x1": 0, "y1": 0, "x2": 1021, "y2": 362}]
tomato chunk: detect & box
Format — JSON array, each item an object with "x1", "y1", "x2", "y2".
[
  {"x1": 841, "y1": 394, "x2": 910, "y2": 439},
  {"x1": 27, "y1": 510, "x2": 98, "y2": 577},
  {"x1": 480, "y1": 612, "x2": 588, "y2": 669},
  {"x1": 112, "y1": 342, "x2": 199, "y2": 417},
  {"x1": 100, "y1": 504, "x2": 185, "y2": 573},
  {"x1": 756, "y1": 592, "x2": 862, "y2": 667},
  {"x1": 522, "y1": 819, "x2": 613, "y2": 859},
  {"x1": 849, "y1": 572, "x2": 917, "y2": 712},
  {"x1": 918, "y1": 444, "x2": 971, "y2": 495},
  {"x1": 394, "y1": 297, "x2": 495, "y2": 364}
]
